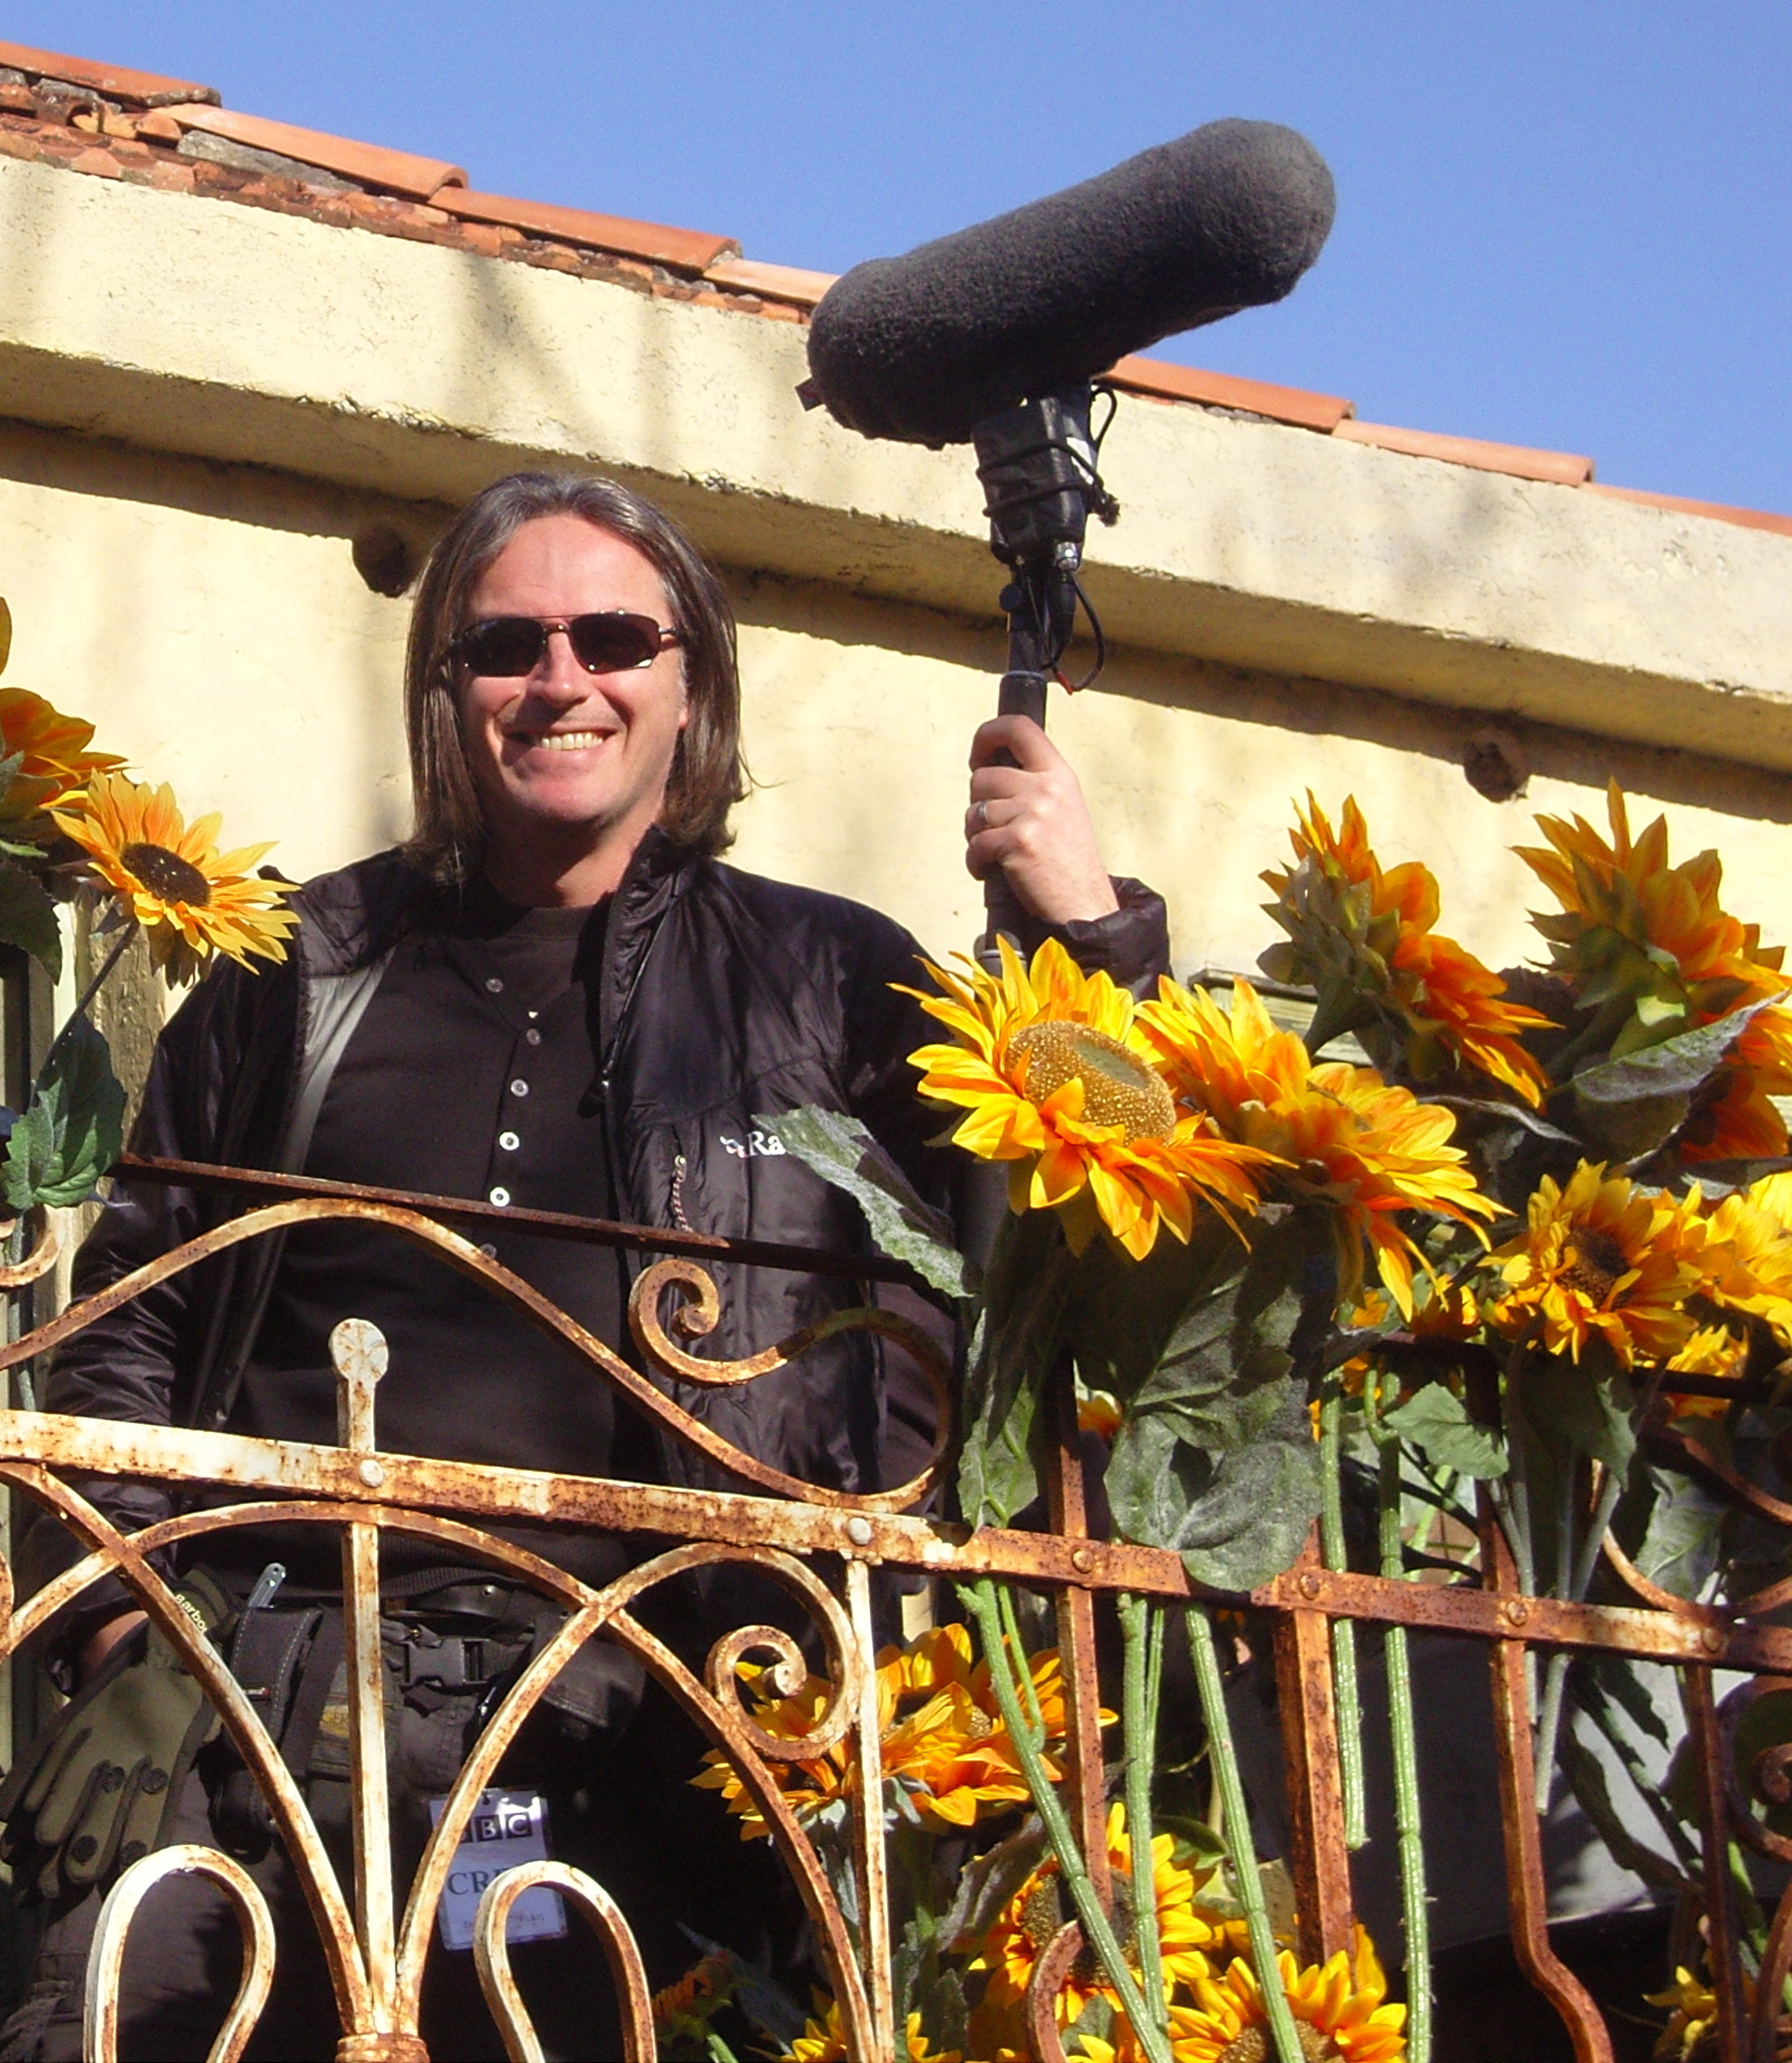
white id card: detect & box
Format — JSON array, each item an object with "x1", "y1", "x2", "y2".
[{"x1": 427, "y1": 1788, "x2": 568, "y2": 1953}]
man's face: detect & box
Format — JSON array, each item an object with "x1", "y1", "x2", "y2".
[{"x1": 458, "y1": 515, "x2": 689, "y2": 856}]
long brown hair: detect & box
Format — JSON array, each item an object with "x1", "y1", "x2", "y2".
[{"x1": 402, "y1": 472, "x2": 747, "y2": 881}]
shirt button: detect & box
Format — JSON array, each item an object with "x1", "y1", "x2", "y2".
[
  {"x1": 488, "y1": 1186, "x2": 511, "y2": 1207},
  {"x1": 478, "y1": 1242, "x2": 498, "y2": 1259},
  {"x1": 485, "y1": 977, "x2": 504, "y2": 994},
  {"x1": 509, "y1": 1079, "x2": 529, "y2": 1098},
  {"x1": 498, "y1": 1130, "x2": 520, "y2": 1152},
  {"x1": 525, "y1": 1028, "x2": 542, "y2": 1047}
]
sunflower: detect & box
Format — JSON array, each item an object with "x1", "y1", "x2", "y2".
[
  {"x1": 1137, "y1": 977, "x2": 1496, "y2": 1318},
  {"x1": 780, "y1": 1995, "x2": 958, "y2": 2062},
  {"x1": 0, "y1": 685, "x2": 127, "y2": 826},
  {"x1": 692, "y1": 1623, "x2": 1086, "y2": 1838},
  {"x1": 1262, "y1": 793, "x2": 1553, "y2": 1105},
  {"x1": 903, "y1": 938, "x2": 1276, "y2": 1259},
  {"x1": 51, "y1": 772, "x2": 297, "y2": 985},
  {"x1": 1519, "y1": 781, "x2": 1791, "y2": 1071},
  {"x1": 969, "y1": 1801, "x2": 1229, "y2": 2040},
  {"x1": 1684, "y1": 1183, "x2": 1792, "y2": 1346},
  {"x1": 1488, "y1": 1163, "x2": 1703, "y2": 1369},
  {"x1": 1644, "y1": 1967, "x2": 1723, "y2": 2061},
  {"x1": 1169, "y1": 1928, "x2": 1406, "y2": 2061}
]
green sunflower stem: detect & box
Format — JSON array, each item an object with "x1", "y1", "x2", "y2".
[
  {"x1": 997, "y1": 1581, "x2": 1047, "y2": 1749},
  {"x1": 1120, "y1": 1593, "x2": 1169, "y2": 2035},
  {"x1": 1320, "y1": 1381, "x2": 1368, "y2": 1848},
  {"x1": 1366, "y1": 1376, "x2": 1432, "y2": 2063},
  {"x1": 1532, "y1": 1457, "x2": 1630, "y2": 1815},
  {"x1": 961, "y1": 1580, "x2": 1174, "y2": 2063},
  {"x1": 43, "y1": 918, "x2": 137, "y2": 1071},
  {"x1": 1184, "y1": 1604, "x2": 1307, "y2": 2063},
  {"x1": 1499, "y1": 1338, "x2": 1538, "y2": 1600}
]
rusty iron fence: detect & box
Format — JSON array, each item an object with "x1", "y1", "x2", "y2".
[{"x1": 0, "y1": 1168, "x2": 1784, "y2": 2061}]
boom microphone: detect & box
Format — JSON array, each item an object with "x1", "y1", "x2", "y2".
[{"x1": 805, "y1": 119, "x2": 1335, "y2": 447}]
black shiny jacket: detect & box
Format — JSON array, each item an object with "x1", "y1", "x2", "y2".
[{"x1": 29, "y1": 832, "x2": 1168, "y2": 1633}]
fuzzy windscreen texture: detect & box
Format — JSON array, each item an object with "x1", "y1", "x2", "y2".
[{"x1": 805, "y1": 117, "x2": 1336, "y2": 445}]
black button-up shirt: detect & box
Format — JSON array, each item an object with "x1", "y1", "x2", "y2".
[{"x1": 217, "y1": 883, "x2": 645, "y2": 1589}]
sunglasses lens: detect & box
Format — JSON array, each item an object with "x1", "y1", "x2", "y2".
[
  {"x1": 568, "y1": 615, "x2": 662, "y2": 672},
  {"x1": 459, "y1": 618, "x2": 546, "y2": 676}
]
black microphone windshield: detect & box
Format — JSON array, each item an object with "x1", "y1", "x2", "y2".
[{"x1": 806, "y1": 119, "x2": 1335, "y2": 446}]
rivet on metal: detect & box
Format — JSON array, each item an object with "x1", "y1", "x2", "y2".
[
  {"x1": 1702, "y1": 1625, "x2": 1725, "y2": 1654},
  {"x1": 1299, "y1": 1570, "x2": 1322, "y2": 1600},
  {"x1": 1070, "y1": 1546, "x2": 1094, "y2": 1574},
  {"x1": 845, "y1": 1516, "x2": 873, "y2": 1547},
  {"x1": 1504, "y1": 1599, "x2": 1529, "y2": 1627},
  {"x1": 358, "y1": 1458, "x2": 385, "y2": 1488}
]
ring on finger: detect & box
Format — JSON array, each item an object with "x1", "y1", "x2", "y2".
[{"x1": 974, "y1": 799, "x2": 990, "y2": 829}]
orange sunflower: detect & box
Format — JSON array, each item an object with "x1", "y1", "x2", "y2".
[
  {"x1": 1488, "y1": 1162, "x2": 1703, "y2": 1368},
  {"x1": 903, "y1": 937, "x2": 1275, "y2": 1259},
  {"x1": 1263, "y1": 793, "x2": 1553, "y2": 1105},
  {"x1": 1519, "y1": 783, "x2": 1792, "y2": 1156},
  {"x1": 51, "y1": 772, "x2": 297, "y2": 985},
  {"x1": 1170, "y1": 1928, "x2": 1406, "y2": 2060},
  {"x1": 779, "y1": 1995, "x2": 959, "y2": 2062},
  {"x1": 692, "y1": 1622, "x2": 1085, "y2": 1838},
  {"x1": 1683, "y1": 1183, "x2": 1792, "y2": 1346},
  {"x1": 969, "y1": 1802, "x2": 1230, "y2": 2050},
  {"x1": 0, "y1": 685, "x2": 126, "y2": 826},
  {"x1": 1137, "y1": 976, "x2": 1496, "y2": 1317}
]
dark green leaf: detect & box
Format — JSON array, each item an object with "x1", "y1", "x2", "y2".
[
  {"x1": 1382, "y1": 1384, "x2": 1508, "y2": 1479},
  {"x1": 756, "y1": 1105, "x2": 975, "y2": 1300},
  {"x1": 1546, "y1": 1351, "x2": 1638, "y2": 1474},
  {"x1": 0, "y1": 859, "x2": 59, "y2": 979},
  {"x1": 956, "y1": 1210, "x2": 1076, "y2": 1528},
  {"x1": 1628, "y1": 1465, "x2": 1725, "y2": 1602},
  {"x1": 1571, "y1": 998, "x2": 1779, "y2": 1158},
  {"x1": 1064, "y1": 1210, "x2": 1248, "y2": 1403},
  {"x1": 3, "y1": 1015, "x2": 126, "y2": 1210},
  {"x1": 1105, "y1": 1211, "x2": 1327, "y2": 1592}
]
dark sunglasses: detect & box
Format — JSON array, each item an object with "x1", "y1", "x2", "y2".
[{"x1": 451, "y1": 612, "x2": 682, "y2": 678}]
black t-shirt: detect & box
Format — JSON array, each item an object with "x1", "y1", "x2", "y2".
[{"x1": 213, "y1": 881, "x2": 648, "y2": 1589}]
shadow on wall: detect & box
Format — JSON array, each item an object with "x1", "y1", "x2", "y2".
[{"x1": 729, "y1": 561, "x2": 1792, "y2": 832}]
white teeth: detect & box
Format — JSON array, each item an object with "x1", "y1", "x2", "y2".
[{"x1": 516, "y1": 730, "x2": 606, "y2": 753}]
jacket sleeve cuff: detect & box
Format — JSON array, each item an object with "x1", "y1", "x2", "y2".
[{"x1": 1015, "y1": 877, "x2": 1170, "y2": 1000}]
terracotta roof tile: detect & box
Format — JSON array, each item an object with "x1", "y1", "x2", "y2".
[
  {"x1": 0, "y1": 47, "x2": 1785, "y2": 535},
  {"x1": 1332, "y1": 418, "x2": 1593, "y2": 487},
  {"x1": 701, "y1": 256, "x2": 837, "y2": 307},
  {"x1": 1583, "y1": 482, "x2": 1792, "y2": 541},
  {"x1": 154, "y1": 104, "x2": 463, "y2": 200},
  {"x1": 1106, "y1": 354, "x2": 1353, "y2": 433},
  {"x1": 434, "y1": 188, "x2": 733, "y2": 272},
  {"x1": 0, "y1": 40, "x2": 218, "y2": 107}
]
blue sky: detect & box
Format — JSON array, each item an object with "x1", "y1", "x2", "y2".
[{"x1": 11, "y1": 4, "x2": 1790, "y2": 512}]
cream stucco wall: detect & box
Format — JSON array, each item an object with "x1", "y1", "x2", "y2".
[{"x1": 0, "y1": 148, "x2": 1787, "y2": 1017}]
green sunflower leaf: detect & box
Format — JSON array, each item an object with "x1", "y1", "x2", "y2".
[
  {"x1": 2, "y1": 1015, "x2": 126, "y2": 1210},
  {"x1": 1381, "y1": 1383, "x2": 1508, "y2": 1479},
  {"x1": 0, "y1": 858, "x2": 60, "y2": 980}
]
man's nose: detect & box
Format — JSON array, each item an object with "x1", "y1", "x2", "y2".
[{"x1": 532, "y1": 626, "x2": 590, "y2": 698}]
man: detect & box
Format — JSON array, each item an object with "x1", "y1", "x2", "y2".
[{"x1": 0, "y1": 472, "x2": 1167, "y2": 2060}]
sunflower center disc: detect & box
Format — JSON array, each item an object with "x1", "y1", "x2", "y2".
[
  {"x1": 121, "y1": 841, "x2": 211, "y2": 907},
  {"x1": 1008, "y1": 1021, "x2": 1175, "y2": 1143},
  {"x1": 1218, "y1": 2025, "x2": 1339, "y2": 2062},
  {"x1": 1559, "y1": 1226, "x2": 1629, "y2": 1307}
]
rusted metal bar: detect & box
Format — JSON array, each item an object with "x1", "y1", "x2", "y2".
[
  {"x1": 1272, "y1": 1532, "x2": 1354, "y2": 1966},
  {"x1": 1482, "y1": 1500, "x2": 1614, "y2": 2063},
  {"x1": 473, "y1": 1861, "x2": 657, "y2": 2062},
  {"x1": 1023, "y1": 1922, "x2": 1082, "y2": 2063},
  {"x1": 845, "y1": 1559, "x2": 895, "y2": 2061},
  {"x1": 114, "y1": 1152, "x2": 915, "y2": 1284},
  {"x1": 86, "y1": 1846, "x2": 276, "y2": 2063},
  {"x1": 334, "y1": 1322, "x2": 399, "y2": 2033},
  {"x1": 1687, "y1": 1666, "x2": 1746, "y2": 2063},
  {"x1": 1045, "y1": 1357, "x2": 1112, "y2": 1912},
  {"x1": 7, "y1": 1410, "x2": 1792, "y2": 1675}
]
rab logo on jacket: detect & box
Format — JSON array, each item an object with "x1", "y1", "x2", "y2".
[{"x1": 718, "y1": 1130, "x2": 786, "y2": 1161}]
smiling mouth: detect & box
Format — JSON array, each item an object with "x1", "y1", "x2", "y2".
[{"x1": 507, "y1": 728, "x2": 610, "y2": 753}]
